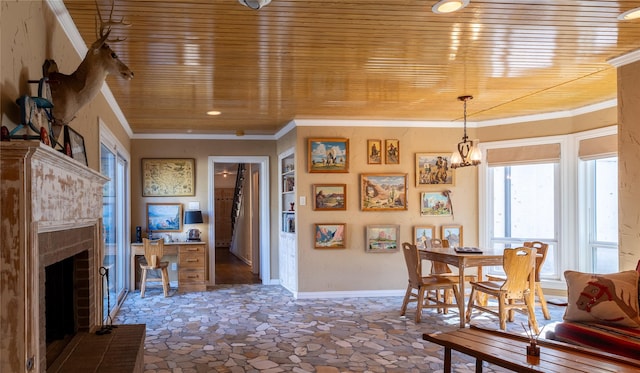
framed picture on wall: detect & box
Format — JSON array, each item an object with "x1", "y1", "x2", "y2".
[
  {"x1": 360, "y1": 173, "x2": 408, "y2": 211},
  {"x1": 385, "y1": 139, "x2": 399, "y2": 164},
  {"x1": 415, "y1": 153, "x2": 455, "y2": 186},
  {"x1": 147, "y1": 203, "x2": 182, "y2": 232},
  {"x1": 314, "y1": 223, "x2": 347, "y2": 249},
  {"x1": 313, "y1": 184, "x2": 347, "y2": 210},
  {"x1": 308, "y1": 138, "x2": 349, "y2": 173},
  {"x1": 367, "y1": 139, "x2": 382, "y2": 164},
  {"x1": 142, "y1": 158, "x2": 195, "y2": 196},
  {"x1": 414, "y1": 225, "x2": 435, "y2": 250},
  {"x1": 442, "y1": 224, "x2": 463, "y2": 248},
  {"x1": 420, "y1": 191, "x2": 453, "y2": 216},
  {"x1": 366, "y1": 225, "x2": 400, "y2": 253}
]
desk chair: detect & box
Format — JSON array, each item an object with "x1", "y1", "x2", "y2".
[
  {"x1": 466, "y1": 247, "x2": 539, "y2": 333},
  {"x1": 401, "y1": 242, "x2": 462, "y2": 323},
  {"x1": 140, "y1": 238, "x2": 170, "y2": 298},
  {"x1": 487, "y1": 241, "x2": 550, "y2": 319}
]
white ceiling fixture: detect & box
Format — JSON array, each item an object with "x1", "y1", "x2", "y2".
[
  {"x1": 432, "y1": 0, "x2": 470, "y2": 14},
  {"x1": 238, "y1": 0, "x2": 271, "y2": 10},
  {"x1": 619, "y1": 7, "x2": 640, "y2": 21}
]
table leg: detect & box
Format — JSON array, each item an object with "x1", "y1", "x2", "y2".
[
  {"x1": 475, "y1": 358, "x2": 484, "y2": 372},
  {"x1": 458, "y1": 270, "x2": 466, "y2": 328},
  {"x1": 444, "y1": 347, "x2": 452, "y2": 373}
]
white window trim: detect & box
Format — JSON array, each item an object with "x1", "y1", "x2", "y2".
[{"x1": 478, "y1": 127, "x2": 616, "y2": 291}]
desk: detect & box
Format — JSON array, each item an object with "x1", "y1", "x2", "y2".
[
  {"x1": 131, "y1": 241, "x2": 208, "y2": 293},
  {"x1": 423, "y1": 326, "x2": 640, "y2": 373},
  {"x1": 420, "y1": 247, "x2": 504, "y2": 328}
]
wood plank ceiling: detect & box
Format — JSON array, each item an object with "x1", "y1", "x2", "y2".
[{"x1": 61, "y1": 0, "x2": 640, "y2": 136}]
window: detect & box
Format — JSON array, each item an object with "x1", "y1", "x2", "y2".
[
  {"x1": 582, "y1": 157, "x2": 618, "y2": 273},
  {"x1": 488, "y1": 163, "x2": 560, "y2": 280}
]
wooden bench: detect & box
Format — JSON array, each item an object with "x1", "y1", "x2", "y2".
[{"x1": 422, "y1": 325, "x2": 640, "y2": 373}]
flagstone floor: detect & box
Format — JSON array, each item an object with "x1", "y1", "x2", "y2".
[{"x1": 113, "y1": 284, "x2": 566, "y2": 373}]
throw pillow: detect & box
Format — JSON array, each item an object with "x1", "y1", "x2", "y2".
[{"x1": 564, "y1": 270, "x2": 640, "y2": 327}]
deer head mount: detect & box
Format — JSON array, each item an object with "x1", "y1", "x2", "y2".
[{"x1": 46, "y1": 0, "x2": 133, "y2": 135}]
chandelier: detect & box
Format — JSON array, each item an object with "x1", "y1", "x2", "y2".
[{"x1": 450, "y1": 95, "x2": 481, "y2": 169}]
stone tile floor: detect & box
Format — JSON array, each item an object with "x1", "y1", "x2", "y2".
[{"x1": 113, "y1": 284, "x2": 566, "y2": 373}]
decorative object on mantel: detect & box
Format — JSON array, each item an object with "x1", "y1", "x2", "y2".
[
  {"x1": 184, "y1": 210, "x2": 204, "y2": 241},
  {"x1": 450, "y1": 95, "x2": 482, "y2": 169},
  {"x1": 44, "y1": 0, "x2": 133, "y2": 140},
  {"x1": 63, "y1": 125, "x2": 87, "y2": 165}
]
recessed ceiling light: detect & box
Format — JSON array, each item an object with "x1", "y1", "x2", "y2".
[
  {"x1": 206, "y1": 110, "x2": 221, "y2": 116},
  {"x1": 432, "y1": 0, "x2": 470, "y2": 14},
  {"x1": 619, "y1": 7, "x2": 640, "y2": 21}
]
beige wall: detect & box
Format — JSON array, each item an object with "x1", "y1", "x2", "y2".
[
  {"x1": 1, "y1": 1, "x2": 131, "y2": 170},
  {"x1": 618, "y1": 60, "x2": 640, "y2": 270}
]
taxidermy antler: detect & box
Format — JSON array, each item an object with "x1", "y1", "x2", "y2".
[{"x1": 45, "y1": 0, "x2": 133, "y2": 137}]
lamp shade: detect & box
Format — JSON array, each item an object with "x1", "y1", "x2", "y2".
[{"x1": 184, "y1": 210, "x2": 203, "y2": 224}]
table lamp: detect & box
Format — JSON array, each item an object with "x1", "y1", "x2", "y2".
[{"x1": 184, "y1": 210, "x2": 203, "y2": 241}]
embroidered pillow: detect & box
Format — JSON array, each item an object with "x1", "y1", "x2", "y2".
[{"x1": 564, "y1": 270, "x2": 640, "y2": 327}]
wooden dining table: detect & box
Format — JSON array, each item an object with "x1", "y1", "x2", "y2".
[{"x1": 419, "y1": 247, "x2": 506, "y2": 328}]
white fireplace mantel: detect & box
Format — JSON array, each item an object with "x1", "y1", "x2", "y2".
[{"x1": 1, "y1": 141, "x2": 108, "y2": 373}]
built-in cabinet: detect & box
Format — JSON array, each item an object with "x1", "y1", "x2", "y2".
[{"x1": 278, "y1": 148, "x2": 298, "y2": 293}]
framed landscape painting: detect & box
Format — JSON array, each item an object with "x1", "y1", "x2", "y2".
[
  {"x1": 366, "y1": 225, "x2": 400, "y2": 253},
  {"x1": 442, "y1": 224, "x2": 463, "y2": 248},
  {"x1": 414, "y1": 225, "x2": 435, "y2": 250},
  {"x1": 314, "y1": 223, "x2": 346, "y2": 249},
  {"x1": 147, "y1": 203, "x2": 182, "y2": 232},
  {"x1": 308, "y1": 138, "x2": 349, "y2": 173},
  {"x1": 142, "y1": 158, "x2": 195, "y2": 196},
  {"x1": 415, "y1": 153, "x2": 455, "y2": 187},
  {"x1": 420, "y1": 191, "x2": 453, "y2": 216},
  {"x1": 313, "y1": 184, "x2": 347, "y2": 211},
  {"x1": 360, "y1": 173, "x2": 408, "y2": 211}
]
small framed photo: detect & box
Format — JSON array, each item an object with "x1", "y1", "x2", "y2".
[
  {"x1": 442, "y1": 224, "x2": 463, "y2": 248},
  {"x1": 314, "y1": 223, "x2": 346, "y2": 249},
  {"x1": 414, "y1": 225, "x2": 436, "y2": 250},
  {"x1": 366, "y1": 225, "x2": 400, "y2": 253},
  {"x1": 420, "y1": 191, "x2": 453, "y2": 216},
  {"x1": 415, "y1": 153, "x2": 455, "y2": 186},
  {"x1": 385, "y1": 139, "x2": 399, "y2": 164},
  {"x1": 308, "y1": 138, "x2": 349, "y2": 173},
  {"x1": 147, "y1": 203, "x2": 183, "y2": 232},
  {"x1": 367, "y1": 139, "x2": 382, "y2": 164},
  {"x1": 63, "y1": 125, "x2": 87, "y2": 165},
  {"x1": 361, "y1": 173, "x2": 408, "y2": 211},
  {"x1": 313, "y1": 184, "x2": 347, "y2": 211}
]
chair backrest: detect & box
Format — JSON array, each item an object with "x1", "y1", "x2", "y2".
[
  {"x1": 402, "y1": 242, "x2": 422, "y2": 287},
  {"x1": 524, "y1": 241, "x2": 549, "y2": 282},
  {"x1": 428, "y1": 239, "x2": 452, "y2": 274},
  {"x1": 501, "y1": 247, "x2": 536, "y2": 299},
  {"x1": 143, "y1": 238, "x2": 165, "y2": 269}
]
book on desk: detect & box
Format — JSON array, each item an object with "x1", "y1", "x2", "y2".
[{"x1": 454, "y1": 247, "x2": 483, "y2": 254}]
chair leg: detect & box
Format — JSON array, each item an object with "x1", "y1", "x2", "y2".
[
  {"x1": 416, "y1": 286, "x2": 426, "y2": 323},
  {"x1": 140, "y1": 268, "x2": 147, "y2": 298},
  {"x1": 498, "y1": 294, "x2": 507, "y2": 331},
  {"x1": 536, "y1": 283, "x2": 551, "y2": 320},
  {"x1": 400, "y1": 284, "x2": 412, "y2": 316},
  {"x1": 525, "y1": 297, "x2": 540, "y2": 334},
  {"x1": 465, "y1": 288, "x2": 476, "y2": 322},
  {"x1": 161, "y1": 267, "x2": 170, "y2": 297}
]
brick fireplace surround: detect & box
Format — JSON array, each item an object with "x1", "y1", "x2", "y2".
[{"x1": 1, "y1": 141, "x2": 144, "y2": 373}]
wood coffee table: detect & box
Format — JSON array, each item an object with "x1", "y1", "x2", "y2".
[{"x1": 422, "y1": 325, "x2": 640, "y2": 373}]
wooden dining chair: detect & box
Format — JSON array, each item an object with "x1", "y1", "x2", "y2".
[
  {"x1": 140, "y1": 238, "x2": 170, "y2": 298},
  {"x1": 466, "y1": 247, "x2": 539, "y2": 333},
  {"x1": 486, "y1": 241, "x2": 550, "y2": 320},
  {"x1": 400, "y1": 242, "x2": 462, "y2": 323}
]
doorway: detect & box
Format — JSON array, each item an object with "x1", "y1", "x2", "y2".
[{"x1": 208, "y1": 156, "x2": 270, "y2": 285}]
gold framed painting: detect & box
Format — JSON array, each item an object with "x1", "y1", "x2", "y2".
[
  {"x1": 366, "y1": 225, "x2": 400, "y2": 253},
  {"x1": 385, "y1": 139, "x2": 399, "y2": 164},
  {"x1": 314, "y1": 223, "x2": 347, "y2": 249},
  {"x1": 414, "y1": 225, "x2": 436, "y2": 250},
  {"x1": 313, "y1": 184, "x2": 347, "y2": 211},
  {"x1": 308, "y1": 138, "x2": 349, "y2": 173},
  {"x1": 142, "y1": 158, "x2": 195, "y2": 196},
  {"x1": 360, "y1": 173, "x2": 408, "y2": 211},
  {"x1": 415, "y1": 153, "x2": 455, "y2": 187},
  {"x1": 442, "y1": 224, "x2": 463, "y2": 248},
  {"x1": 367, "y1": 139, "x2": 382, "y2": 164}
]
